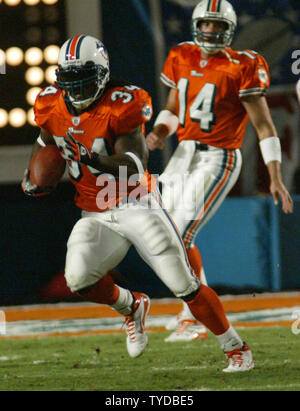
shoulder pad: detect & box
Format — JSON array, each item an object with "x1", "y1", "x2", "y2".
[
  {"x1": 35, "y1": 85, "x2": 60, "y2": 109},
  {"x1": 106, "y1": 85, "x2": 152, "y2": 135}
]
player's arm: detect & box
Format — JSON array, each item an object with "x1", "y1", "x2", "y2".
[
  {"x1": 30, "y1": 129, "x2": 56, "y2": 157},
  {"x1": 242, "y1": 95, "x2": 293, "y2": 214},
  {"x1": 65, "y1": 125, "x2": 148, "y2": 178},
  {"x1": 146, "y1": 88, "x2": 178, "y2": 151},
  {"x1": 22, "y1": 129, "x2": 56, "y2": 196}
]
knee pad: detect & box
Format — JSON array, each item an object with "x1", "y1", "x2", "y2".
[
  {"x1": 64, "y1": 250, "x2": 102, "y2": 292},
  {"x1": 65, "y1": 219, "x2": 103, "y2": 292},
  {"x1": 135, "y1": 213, "x2": 172, "y2": 256}
]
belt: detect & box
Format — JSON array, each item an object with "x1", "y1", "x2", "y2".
[{"x1": 195, "y1": 142, "x2": 209, "y2": 151}]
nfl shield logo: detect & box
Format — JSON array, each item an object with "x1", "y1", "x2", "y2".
[{"x1": 72, "y1": 117, "x2": 80, "y2": 126}]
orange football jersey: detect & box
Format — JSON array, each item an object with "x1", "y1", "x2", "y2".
[
  {"x1": 34, "y1": 84, "x2": 153, "y2": 212},
  {"x1": 161, "y1": 43, "x2": 270, "y2": 149}
]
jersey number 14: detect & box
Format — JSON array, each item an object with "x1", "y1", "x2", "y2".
[{"x1": 178, "y1": 79, "x2": 216, "y2": 133}]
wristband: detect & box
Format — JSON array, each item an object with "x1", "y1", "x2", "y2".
[
  {"x1": 37, "y1": 134, "x2": 46, "y2": 147},
  {"x1": 125, "y1": 152, "x2": 145, "y2": 180},
  {"x1": 259, "y1": 136, "x2": 282, "y2": 164},
  {"x1": 154, "y1": 110, "x2": 179, "y2": 137}
]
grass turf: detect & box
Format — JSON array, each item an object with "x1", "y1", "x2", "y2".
[{"x1": 0, "y1": 327, "x2": 299, "y2": 391}]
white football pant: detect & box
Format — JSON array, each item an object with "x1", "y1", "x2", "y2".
[
  {"x1": 160, "y1": 141, "x2": 242, "y2": 321},
  {"x1": 160, "y1": 141, "x2": 242, "y2": 248},
  {"x1": 65, "y1": 191, "x2": 199, "y2": 297}
]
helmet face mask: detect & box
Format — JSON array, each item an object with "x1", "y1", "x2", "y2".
[
  {"x1": 56, "y1": 35, "x2": 110, "y2": 110},
  {"x1": 191, "y1": 0, "x2": 237, "y2": 54}
]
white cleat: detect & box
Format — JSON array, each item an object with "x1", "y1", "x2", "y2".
[
  {"x1": 165, "y1": 314, "x2": 181, "y2": 331},
  {"x1": 223, "y1": 342, "x2": 254, "y2": 373},
  {"x1": 124, "y1": 292, "x2": 150, "y2": 358},
  {"x1": 165, "y1": 319, "x2": 208, "y2": 342}
]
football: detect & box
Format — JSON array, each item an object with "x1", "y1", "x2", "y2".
[{"x1": 29, "y1": 145, "x2": 66, "y2": 190}]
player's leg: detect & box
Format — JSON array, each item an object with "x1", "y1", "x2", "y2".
[
  {"x1": 64, "y1": 215, "x2": 150, "y2": 358},
  {"x1": 164, "y1": 244, "x2": 208, "y2": 340},
  {"x1": 164, "y1": 245, "x2": 208, "y2": 339},
  {"x1": 165, "y1": 148, "x2": 242, "y2": 340},
  {"x1": 117, "y1": 192, "x2": 253, "y2": 372},
  {"x1": 161, "y1": 154, "x2": 210, "y2": 338},
  {"x1": 186, "y1": 284, "x2": 254, "y2": 372}
]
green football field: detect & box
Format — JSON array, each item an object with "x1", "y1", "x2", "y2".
[{"x1": 0, "y1": 326, "x2": 299, "y2": 392}]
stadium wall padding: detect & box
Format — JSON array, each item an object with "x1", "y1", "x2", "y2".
[{"x1": 0, "y1": 187, "x2": 299, "y2": 305}]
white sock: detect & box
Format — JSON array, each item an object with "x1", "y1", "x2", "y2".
[
  {"x1": 111, "y1": 286, "x2": 134, "y2": 316},
  {"x1": 216, "y1": 325, "x2": 243, "y2": 352}
]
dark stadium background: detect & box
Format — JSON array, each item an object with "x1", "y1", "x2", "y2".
[{"x1": 0, "y1": 0, "x2": 299, "y2": 305}]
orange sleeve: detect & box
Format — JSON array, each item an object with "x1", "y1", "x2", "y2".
[
  {"x1": 160, "y1": 47, "x2": 178, "y2": 89},
  {"x1": 238, "y1": 51, "x2": 270, "y2": 98},
  {"x1": 109, "y1": 88, "x2": 153, "y2": 136}
]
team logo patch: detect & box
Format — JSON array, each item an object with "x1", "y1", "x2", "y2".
[
  {"x1": 200, "y1": 60, "x2": 208, "y2": 68},
  {"x1": 258, "y1": 69, "x2": 268, "y2": 83},
  {"x1": 96, "y1": 41, "x2": 109, "y2": 61},
  {"x1": 142, "y1": 104, "x2": 152, "y2": 120},
  {"x1": 80, "y1": 145, "x2": 88, "y2": 156}
]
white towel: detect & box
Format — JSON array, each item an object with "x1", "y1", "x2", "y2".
[{"x1": 158, "y1": 140, "x2": 196, "y2": 185}]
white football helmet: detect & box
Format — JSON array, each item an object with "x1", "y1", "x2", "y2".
[
  {"x1": 56, "y1": 35, "x2": 110, "y2": 110},
  {"x1": 191, "y1": 0, "x2": 237, "y2": 53}
]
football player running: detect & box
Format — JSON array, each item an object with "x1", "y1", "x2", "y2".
[
  {"x1": 23, "y1": 34, "x2": 255, "y2": 371},
  {"x1": 146, "y1": 0, "x2": 293, "y2": 343}
]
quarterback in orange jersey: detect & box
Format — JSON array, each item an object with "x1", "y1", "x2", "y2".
[
  {"x1": 22, "y1": 35, "x2": 255, "y2": 372},
  {"x1": 147, "y1": 0, "x2": 293, "y2": 344}
]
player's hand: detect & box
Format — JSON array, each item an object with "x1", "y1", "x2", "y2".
[
  {"x1": 146, "y1": 132, "x2": 165, "y2": 151},
  {"x1": 270, "y1": 180, "x2": 293, "y2": 214},
  {"x1": 21, "y1": 169, "x2": 50, "y2": 197},
  {"x1": 64, "y1": 134, "x2": 92, "y2": 165}
]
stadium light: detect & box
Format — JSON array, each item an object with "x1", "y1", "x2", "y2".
[
  {"x1": 45, "y1": 65, "x2": 57, "y2": 83},
  {"x1": 4, "y1": 0, "x2": 21, "y2": 6},
  {"x1": 24, "y1": 0, "x2": 40, "y2": 5},
  {"x1": 0, "y1": 109, "x2": 8, "y2": 128},
  {"x1": 42, "y1": 0, "x2": 59, "y2": 5},
  {"x1": 8, "y1": 108, "x2": 26, "y2": 127},
  {"x1": 27, "y1": 108, "x2": 37, "y2": 126},
  {"x1": 6, "y1": 47, "x2": 23, "y2": 66},
  {"x1": 44, "y1": 45, "x2": 59, "y2": 64},
  {"x1": 26, "y1": 87, "x2": 42, "y2": 106},
  {"x1": 25, "y1": 47, "x2": 43, "y2": 66},
  {"x1": 1, "y1": 0, "x2": 65, "y2": 134},
  {"x1": 25, "y1": 66, "x2": 44, "y2": 85}
]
